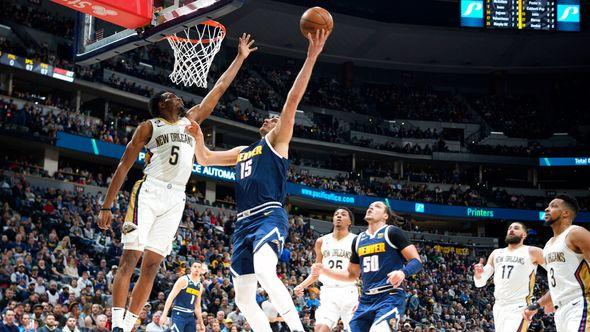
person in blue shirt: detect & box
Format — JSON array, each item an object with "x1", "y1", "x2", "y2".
[{"x1": 313, "y1": 201, "x2": 423, "y2": 331}]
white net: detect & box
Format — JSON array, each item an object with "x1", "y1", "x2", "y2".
[{"x1": 166, "y1": 20, "x2": 226, "y2": 88}]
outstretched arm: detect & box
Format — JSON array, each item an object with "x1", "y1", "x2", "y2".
[
  {"x1": 186, "y1": 120, "x2": 245, "y2": 166},
  {"x1": 185, "y1": 34, "x2": 257, "y2": 124},
  {"x1": 294, "y1": 237, "x2": 323, "y2": 296},
  {"x1": 267, "y1": 29, "x2": 329, "y2": 158},
  {"x1": 98, "y1": 122, "x2": 152, "y2": 230}
]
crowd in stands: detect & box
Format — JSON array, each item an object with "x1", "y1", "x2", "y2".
[
  {"x1": 1, "y1": 1, "x2": 589, "y2": 155},
  {"x1": 2, "y1": 87, "x2": 589, "y2": 210},
  {"x1": 0, "y1": 2, "x2": 75, "y2": 40},
  {"x1": 0, "y1": 165, "x2": 560, "y2": 331}
]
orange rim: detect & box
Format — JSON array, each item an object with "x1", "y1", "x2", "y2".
[{"x1": 165, "y1": 20, "x2": 226, "y2": 44}]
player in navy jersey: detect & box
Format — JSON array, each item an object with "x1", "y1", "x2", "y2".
[
  {"x1": 161, "y1": 262, "x2": 206, "y2": 332},
  {"x1": 185, "y1": 29, "x2": 329, "y2": 332},
  {"x1": 313, "y1": 201, "x2": 423, "y2": 331}
]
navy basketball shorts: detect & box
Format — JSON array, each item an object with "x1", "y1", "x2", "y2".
[
  {"x1": 349, "y1": 293, "x2": 406, "y2": 332},
  {"x1": 171, "y1": 311, "x2": 196, "y2": 332},
  {"x1": 230, "y1": 207, "x2": 289, "y2": 277}
]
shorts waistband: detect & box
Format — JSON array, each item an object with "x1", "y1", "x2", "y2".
[
  {"x1": 145, "y1": 176, "x2": 186, "y2": 191},
  {"x1": 172, "y1": 306, "x2": 194, "y2": 314},
  {"x1": 554, "y1": 296, "x2": 587, "y2": 310},
  {"x1": 237, "y1": 202, "x2": 282, "y2": 220},
  {"x1": 321, "y1": 284, "x2": 358, "y2": 290}
]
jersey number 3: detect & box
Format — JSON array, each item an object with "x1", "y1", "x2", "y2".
[{"x1": 239, "y1": 160, "x2": 253, "y2": 179}]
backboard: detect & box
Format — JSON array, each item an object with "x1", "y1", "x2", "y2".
[{"x1": 73, "y1": 0, "x2": 242, "y2": 65}]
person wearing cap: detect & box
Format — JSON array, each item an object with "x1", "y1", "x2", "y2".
[
  {"x1": 221, "y1": 318, "x2": 233, "y2": 332},
  {"x1": 106, "y1": 265, "x2": 117, "y2": 286}
]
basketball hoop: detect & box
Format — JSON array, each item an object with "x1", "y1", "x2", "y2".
[{"x1": 165, "y1": 20, "x2": 226, "y2": 88}]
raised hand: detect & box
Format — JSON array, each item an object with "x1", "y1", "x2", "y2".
[
  {"x1": 186, "y1": 120, "x2": 204, "y2": 141},
  {"x1": 473, "y1": 257, "x2": 485, "y2": 278},
  {"x1": 306, "y1": 29, "x2": 329, "y2": 59},
  {"x1": 238, "y1": 33, "x2": 258, "y2": 59}
]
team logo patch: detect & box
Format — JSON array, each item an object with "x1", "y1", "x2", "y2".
[{"x1": 377, "y1": 233, "x2": 384, "y2": 239}]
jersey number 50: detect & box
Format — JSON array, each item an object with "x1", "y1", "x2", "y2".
[{"x1": 362, "y1": 256, "x2": 380, "y2": 273}]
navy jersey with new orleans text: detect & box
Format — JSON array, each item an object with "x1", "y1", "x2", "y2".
[
  {"x1": 234, "y1": 136, "x2": 290, "y2": 213},
  {"x1": 350, "y1": 225, "x2": 411, "y2": 295},
  {"x1": 172, "y1": 275, "x2": 201, "y2": 316}
]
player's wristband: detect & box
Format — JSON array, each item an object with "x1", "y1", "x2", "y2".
[
  {"x1": 100, "y1": 207, "x2": 111, "y2": 211},
  {"x1": 401, "y1": 258, "x2": 423, "y2": 277}
]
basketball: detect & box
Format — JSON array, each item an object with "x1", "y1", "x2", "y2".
[{"x1": 300, "y1": 7, "x2": 333, "y2": 37}]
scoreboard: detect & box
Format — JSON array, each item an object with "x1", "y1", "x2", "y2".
[
  {"x1": 461, "y1": 0, "x2": 581, "y2": 31},
  {"x1": 0, "y1": 52, "x2": 75, "y2": 82}
]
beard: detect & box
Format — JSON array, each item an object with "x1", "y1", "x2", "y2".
[
  {"x1": 178, "y1": 106, "x2": 187, "y2": 117},
  {"x1": 505, "y1": 235, "x2": 522, "y2": 244},
  {"x1": 544, "y1": 212, "x2": 561, "y2": 226}
]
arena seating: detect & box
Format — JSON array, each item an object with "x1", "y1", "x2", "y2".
[{"x1": 0, "y1": 167, "x2": 558, "y2": 331}]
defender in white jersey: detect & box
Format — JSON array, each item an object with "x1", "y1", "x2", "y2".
[
  {"x1": 473, "y1": 222, "x2": 544, "y2": 332},
  {"x1": 96, "y1": 35, "x2": 257, "y2": 332},
  {"x1": 294, "y1": 208, "x2": 358, "y2": 332},
  {"x1": 524, "y1": 195, "x2": 590, "y2": 332}
]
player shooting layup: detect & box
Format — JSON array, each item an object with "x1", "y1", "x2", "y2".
[
  {"x1": 294, "y1": 207, "x2": 357, "y2": 331},
  {"x1": 473, "y1": 222, "x2": 544, "y2": 332},
  {"x1": 185, "y1": 29, "x2": 329, "y2": 332},
  {"x1": 524, "y1": 195, "x2": 590, "y2": 332},
  {"x1": 96, "y1": 35, "x2": 257, "y2": 332}
]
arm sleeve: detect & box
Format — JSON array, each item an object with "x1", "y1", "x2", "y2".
[
  {"x1": 387, "y1": 226, "x2": 411, "y2": 251},
  {"x1": 350, "y1": 237, "x2": 360, "y2": 264}
]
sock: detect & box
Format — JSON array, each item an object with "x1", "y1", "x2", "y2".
[
  {"x1": 122, "y1": 311, "x2": 138, "y2": 332},
  {"x1": 254, "y1": 244, "x2": 304, "y2": 332},
  {"x1": 112, "y1": 307, "x2": 125, "y2": 328},
  {"x1": 281, "y1": 308, "x2": 304, "y2": 331},
  {"x1": 234, "y1": 274, "x2": 273, "y2": 332}
]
